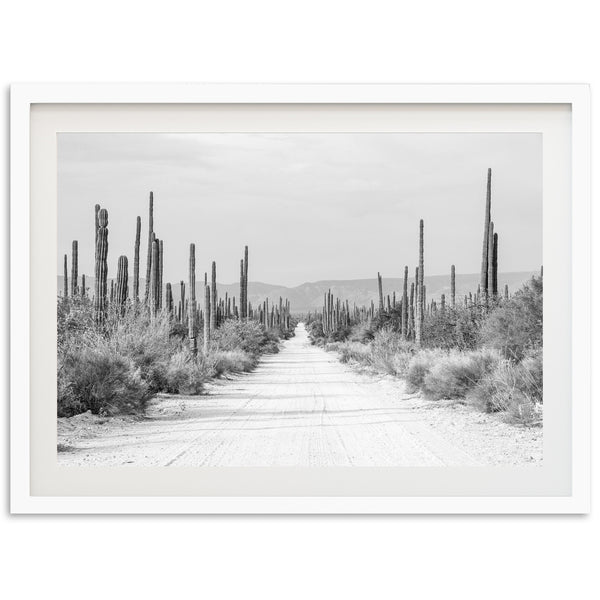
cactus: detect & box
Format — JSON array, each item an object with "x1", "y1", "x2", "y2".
[
  {"x1": 115, "y1": 255, "x2": 128, "y2": 310},
  {"x1": 487, "y1": 221, "x2": 495, "y2": 301},
  {"x1": 63, "y1": 254, "x2": 68, "y2": 297},
  {"x1": 149, "y1": 238, "x2": 159, "y2": 318},
  {"x1": 480, "y1": 168, "x2": 492, "y2": 302},
  {"x1": 158, "y1": 239, "x2": 164, "y2": 309},
  {"x1": 180, "y1": 281, "x2": 186, "y2": 323},
  {"x1": 492, "y1": 232, "x2": 498, "y2": 298},
  {"x1": 377, "y1": 272, "x2": 384, "y2": 314},
  {"x1": 504, "y1": 284, "x2": 509, "y2": 301},
  {"x1": 71, "y1": 240, "x2": 78, "y2": 296},
  {"x1": 211, "y1": 261, "x2": 217, "y2": 331},
  {"x1": 401, "y1": 266, "x2": 408, "y2": 338},
  {"x1": 244, "y1": 246, "x2": 249, "y2": 317},
  {"x1": 188, "y1": 243, "x2": 197, "y2": 355},
  {"x1": 450, "y1": 264, "x2": 456, "y2": 308},
  {"x1": 133, "y1": 216, "x2": 141, "y2": 302},
  {"x1": 94, "y1": 208, "x2": 109, "y2": 322},
  {"x1": 144, "y1": 191, "x2": 154, "y2": 304},
  {"x1": 239, "y1": 259, "x2": 245, "y2": 320},
  {"x1": 81, "y1": 274, "x2": 86, "y2": 298},
  {"x1": 415, "y1": 219, "x2": 424, "y2": 346},
  {"x1": 409, "y1": 281, "x2": 415, "y2": 340},
  {"x1": 166, "y1": 282, "x2": 173, "y2": 313},
  {"x1": 204, "y1": 283, "x2": 211, "y2": 353},
  {"x1": 94, "y1": 204, "x2": 100, "y2": 260}
]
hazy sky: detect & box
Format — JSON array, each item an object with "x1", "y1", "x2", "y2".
[{"x1": 58, "y1": 133, "x2": 542, "y2": 287}]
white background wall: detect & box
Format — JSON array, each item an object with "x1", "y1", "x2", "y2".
[{"x1": 1, "y1": 2, "x2": 597, "y2": 599}]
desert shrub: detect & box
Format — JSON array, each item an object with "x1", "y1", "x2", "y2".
[
  {"x1": 370, "y1": 328, "x2": 414, "y2": 375},
  {"x1": 479, "y1": 275, "x2": 543, "y2": 360},
  {"x1": 165, "y1": 351, "x2": 214, "y2": 395},
  {"x1": 336, "y1": 341, "x2": 373, "y2": 365},
  {"x1": 405, "y1": 350, "x2": 446, "y2": 392},
  {"x1": 306, "y1": 319, "x2": 325, "y2": 343},
  {"x1": 421, "y1": 349, "x2": 501, "y2": 400},
  {"x1": 211, "y1": 319, "x2": 279, "y2": 356},
  {"x1": 212, "y1": 350, "x2": 256, "y2": 376},
  {"x1": 519, "y1": 347, "x2": 543, "y2": 403},
  {"x1": 58, "y1": 343, "x2": 150, "y2": 416},
  {"x1": 468, "y1": 348, "x2": 543, "y2": 421},
  {"x1": 102, "y1": 309, "x2": 177, "y2": 393},
  {"x1": 423, "y1": 306, "x2": 485, "y2": 351},
  {"x1": 349, "y1": 320, "x2": 377, "y2": 343}
]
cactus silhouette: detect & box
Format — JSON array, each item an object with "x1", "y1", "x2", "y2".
[
  {"x1": 480, "y1": 168, "x2": 492, "y2": 302},
  {"x1": 115, "y1": 255, "x2": 128, "y2": 311},
  {"x1": 149, "y1": 238, "x2": 159, "y2": 318},
  {"x1": 415, "y1": 219, "x2": 424, "y2": 346},
  {"x1": 204, "y1": 283, "x2": 211, "y2": 353},
  {"x1": 71, "y1": 241, "x2": 78, "y2": 296},
  {"x1": 144, "y1": 192, "x2": 154, "y2": 304},
  {"x1": 188, "y1": 243, "x2": 197, "y2": 355},
  {"x1": 133, "y1": 216, "x2": 141, "y2": 302},
  {"x1": 94, "y1": 208, "x2": 109, "y2": 322},
  {"x1": 63, "y1": 254, "x2": 68, "y2": 298},
  {"x1": 211, "y1": 261, "x2": 217, "y2": 331}
]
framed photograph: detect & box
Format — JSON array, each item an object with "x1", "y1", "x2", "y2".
[{"x1": 10, "y1": 84, "x2": 590, "y2": 514}]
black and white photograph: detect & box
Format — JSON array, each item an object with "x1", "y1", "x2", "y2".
[{"x1": 56, "y1": 132, "x2": 543, "y2": 467}]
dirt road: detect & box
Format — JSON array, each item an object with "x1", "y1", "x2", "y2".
[{"x1": 57, "y1": 324, "x2": 542, "y2": 466}]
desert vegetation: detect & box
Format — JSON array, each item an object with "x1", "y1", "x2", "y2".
[
  {"x1": 306, "y1": 169, "x2": 543, "y2": 426},
  {"x1": 58, "y1": 193, "x2": 295, "y2": 417}
]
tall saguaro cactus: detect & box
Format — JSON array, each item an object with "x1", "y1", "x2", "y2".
[
  {"x1": 415, "y1": 219, "x2": 424, "y2": 346},
  {"x1": 94, "y1": 204, "x2": 100, "y2": 260},
  {"x1": 239, "y1": 259, "x2": 245, "y2": 320},
  {"x1": 63, "y1": 255, "x2": 68, "y2": 298},
  {"x1": 450, "y1": 264, "x2": 456, "y2": 308},
  {"x1": 492, "y1": 232, "x2": 498, "y2": 298},
  {"x1": 204, "y1": 283, "x2": 211, "y2": 353},
  {"x1": 133, "y1": 216, "x2": 141, "y2": 302},
  {"x1": 158, "y1": 239, "x2": 164, "y2": 309},
  {"x1": 94, "y1": 208, "x2": 109, "y2": 322},
  {"x1": 144, "y1": 191, "x2": 154, "y2": 304},
  {"x1": 165, "y1": 283, "x2": 173, "y2": 313},
  {"x1": 115, "y1": 255, "x2": 128, "y2": 310},
  {"x1": 243, "y1": 245, "x2": 249, "y2": 319},
  {"x1": 211, "y1": 261, "x2": 217, "y2": 331},
  {"x1": 81, "y1": 274, "x2": 86, "y2": 298},
  {"x1": 71, "y1": 241, "x2": 78, "y2": 296},
  {"x1": 149, "y1": 238, "x2": 159, "y2": 318},
  {"x1": 480, "y1": 168, "x2": 492, "y2": 302},
  {"x1": 188, "y1": 243, "x2": 197, "y2": 355},
  {"x1": 401, "y1": 266, "x2": 408, "y2": 338},
  {"x1": 377, "y1": 272, "x2": 384, "y2": 314},
  {"x1": 487, "y1": 221, "x2": 495, "y2": 302}
]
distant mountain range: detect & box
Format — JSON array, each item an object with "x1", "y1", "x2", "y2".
[{"x1": 58, "y1": 271, "x2": 537, "y2": 313}]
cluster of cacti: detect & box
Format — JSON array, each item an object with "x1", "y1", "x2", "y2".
[
  {"x1": 311, "y1": 168, "x2": 509, "y2": 343},
  {"x1": 60, "y1": 191, "x2": 293, "y2": 358}
]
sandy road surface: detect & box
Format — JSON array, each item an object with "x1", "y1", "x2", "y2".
[{"x1": 58, "y1": 324, "x2": 542, "y2": 466}]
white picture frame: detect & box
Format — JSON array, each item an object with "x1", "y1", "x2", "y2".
[{"x1": 10, "y1": 83, "x2": 591, "y2": 514}]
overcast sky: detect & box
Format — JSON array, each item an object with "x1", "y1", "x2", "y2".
[{"x1": 58, "y1": 133, "x2": 542, "y2": 287}]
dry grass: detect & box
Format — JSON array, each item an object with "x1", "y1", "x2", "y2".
[{"x1": 58, "y1": 298, "x2": 284, "y2": 415}]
